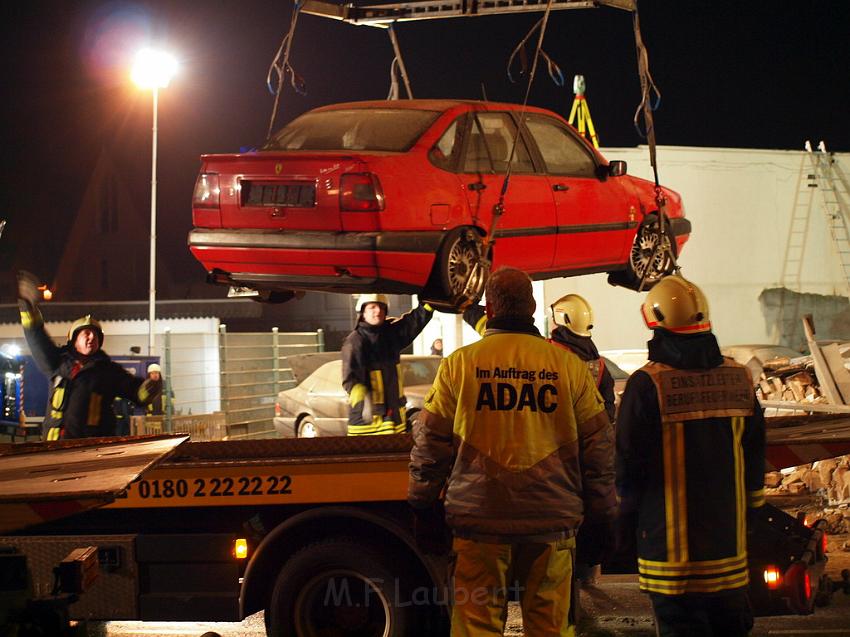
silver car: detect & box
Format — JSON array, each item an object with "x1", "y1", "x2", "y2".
[{"x1": 274, "y1": 354, "x2": 442, "y2": 438}]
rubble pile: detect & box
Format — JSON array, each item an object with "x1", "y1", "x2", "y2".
[
  {"x1": 766, "y1": 458, "x2": 850, "y2": 533},
  {"x1": 755, "y1": 357, "x2": 828, "y2": 404}
]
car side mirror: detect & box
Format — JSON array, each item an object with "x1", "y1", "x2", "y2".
[{"x1": 608, "y1": 160, "x2": 627, "y2": 177}]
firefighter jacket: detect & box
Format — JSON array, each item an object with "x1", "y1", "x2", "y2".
[
  {"x1": 550, "y1": 327, "x2": 616, "y2": 424},
  {"x1": 616, "y1": 329, "x2": 766, "y2": 596},
  {"x1": 342, "y1": 303, "x2": 433, "y2": 435},
  {"x1": 409, "y1": 316, "x2": 617, "y2": 540},
  {"x1": 463, "y1": 306, "x2": 616, "y2": 422},
  {"x1": 21, "y1": 307, "x2": 152, "y2": 439}
]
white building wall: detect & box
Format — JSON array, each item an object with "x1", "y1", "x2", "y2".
[{"x1": 545, "y1": 146, "x2": 850, "y2": 351}]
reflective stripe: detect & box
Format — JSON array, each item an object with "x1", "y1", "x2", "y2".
[
  {"x1": 52, "y1": 387, "x2": 65, "y2": 410},
  {"x1": 474, "y1": 314, "x2": 488, "y2": 336},
  {"x1": 639, "y1": 569, "x2": 748, "y2": 595},
  {"x1": 748, "y1": 488, "x2": 765, "y2": 508},
  {"x1": 369, "y1": 370, "x2": 385, "y2": 405},
  {"x1": 349, "y1": 383, "x2": 367, "y2": 407},
  {"x1": 732, "y1": 416, "x2": 746, "y2": 553},
  {"x1": 662, "y1": 421, "x2": 688, "y2": 562},
  {"x1": 46, "y1": 427, "x2": 61, "y2": 441},
  {"x1": 638, "y1": 553, "x2": 747, "y2": 575},
  {"x1": 87, "y1": 393, "x2": 102, "y2": 426},
  {"x1": 396, "y1": 363, "x2": 404, "y2": 396}
]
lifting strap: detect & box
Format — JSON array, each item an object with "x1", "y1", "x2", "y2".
[
  {"x1": 453, "y1": 0, "x2": 557, "y2": 310},
  {"x1": 266, "y1": 1, "x2": 307, "y2": 141},
  {"x1": 631, "y1": 7, "x2": 679, "y2": 290},
  {"x1": 386, "y1": 22, "x2": 414, "y2": 100}
]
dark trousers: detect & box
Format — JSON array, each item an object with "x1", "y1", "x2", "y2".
[{"x1": 649, "y1": 590, "x2": 753, "y2": 637}]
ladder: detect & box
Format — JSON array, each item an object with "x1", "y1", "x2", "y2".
[
  {"x1": 779, "y1": 142, "x2": 850, "y2": 347},
  {"x1": 567, "y1": 74, "x2": 599, "y2": 148}
]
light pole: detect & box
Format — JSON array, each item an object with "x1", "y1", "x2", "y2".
[{"x1": 132, "y1": 48, "x2": 177, "y2": 354}]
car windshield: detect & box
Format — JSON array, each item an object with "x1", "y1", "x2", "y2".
[
  {"x1": 265, "y1": 109, "x2": 440, "y2": 152},
  {"x1": 402, "y1": 357, "x2": 441, "y2": 386}
]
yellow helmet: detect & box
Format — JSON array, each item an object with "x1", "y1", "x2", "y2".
[
  {"x1": 641, "y1": 275, "x2": 711, "y2": 334},
  {"x1": 356, "y1": 293, "x2": 389, "y2": 313},
  {"x1": 550, "y1": 294, "x2": 594, "y2": 337},
  {"x1": 68, "y1": 314, "x2": 104, "y2": 344}
]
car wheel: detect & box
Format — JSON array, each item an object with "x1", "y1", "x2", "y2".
[
  {"x1": 297, "y1": 416, "x2": 318, "y2": 438},
  {"x1": 264, "y1": 538, "x2": 415, "y2": 637},
  {"x1": 610, "y1": 216, "x2": 676, "y2": 291},
  {"x1": 435, "y1": 227, "x2": 489, "y2": 305}
]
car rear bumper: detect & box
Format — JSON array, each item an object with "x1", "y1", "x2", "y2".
[{"x1": 189, "y1": 229, "x2": 444, "y2": 294}]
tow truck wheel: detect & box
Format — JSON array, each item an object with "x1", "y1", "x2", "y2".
[{"x1": 265, "y1": 538, "x2": 414, "y2": 637}]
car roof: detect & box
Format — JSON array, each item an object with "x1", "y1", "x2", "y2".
[{"x1": 312, "y1": 99, "x2": 560, "y2": 117}]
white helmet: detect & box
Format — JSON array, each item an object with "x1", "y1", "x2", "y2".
[
  {"x1": 551, "y1": 294, "x2": 593, "y2": 337},
  {"x1": 356, "y1": 293, "x2": 389, "y2": 313},
  {"x1": 147, "y1": 363, "x2": 162, "y2": 374},
  {"x1": 641, "y1": 275, "x2": 711, "y2": 334}
]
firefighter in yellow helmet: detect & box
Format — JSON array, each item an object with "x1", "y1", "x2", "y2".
[
  {"x1": 616, "y1": 275, "x2": 765, "y2": 636},
  {"x1": 17, "y1": 271, "x2": 162, "y2": 440},
  {"x1": 341, "y1": 293, "x2": 434, "y2": 435},
  {"x1": 410, "y1": 267, "x2": 616, "y2": 636}
]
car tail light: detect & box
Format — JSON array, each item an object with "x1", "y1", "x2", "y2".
[
  {"x1": 193, "y1": 173, "x2": 220, "y2": 208},
  {"x1": 340, "y1": 173, "x2": 384, "y2": 212},
  {"x1": 784, "y1": 562, "x2": 812, "y2": 612},
  {"x1": 763, "y1": 566, "x2": 782, "y2": 589}
]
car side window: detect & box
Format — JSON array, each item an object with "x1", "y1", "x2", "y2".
[
  {"x1": 524, "y1": 114, "x2": 596, "y2": 177},
  {"x1": 462, "y1": 112, "x2": 534, "y2": 174},
  {"x1": 429, "y1": 115, "x2": 466, "y2": 171}
]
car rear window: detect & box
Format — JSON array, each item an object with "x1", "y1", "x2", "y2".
[{"x1": 265, "y1": 109, "x2": 440, "y2": 152}]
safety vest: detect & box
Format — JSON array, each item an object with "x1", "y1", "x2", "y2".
[{"x1": 549, "y1": 340, "x2": 603, "y2": 388}]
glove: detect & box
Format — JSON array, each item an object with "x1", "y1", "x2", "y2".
[
  {"x1": 138, "y1": 378, "x2": 163, "y2": 404},
  {"x1": 16, "y1": 270, "x2": 42, "y2": 309},
  {"x1": 411, "y1": 501, "x2": 449, "y2": 555},
  {"x1": 576, "y1": 518, "x2": 616, "y2": 567}
]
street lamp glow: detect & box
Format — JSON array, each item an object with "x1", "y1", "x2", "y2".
[{"x1": 131, "y1": 49, "x2": 177, "y2": 89}]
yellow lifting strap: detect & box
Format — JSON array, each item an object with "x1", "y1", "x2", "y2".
[{"x1": 567, "y1": 75, "x2": 599, "y2": 149}]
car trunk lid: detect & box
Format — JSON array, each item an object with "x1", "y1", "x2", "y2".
[{"x1": 207, "y1": 152, "x2": 368, "y2": 231}]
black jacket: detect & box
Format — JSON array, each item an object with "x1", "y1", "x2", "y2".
[
  {"x1": 342, "y1": 304, "x2": 433, "y2": 432},
  {"x1": 550, "y1": 327, "x2": 616, "y2": 423},
  {"x1": 23, "y1": 313, "x2": 148, "y2": 439},
  {"x1": 616, "y1": 329, "x2": 766, "y2": 596}
]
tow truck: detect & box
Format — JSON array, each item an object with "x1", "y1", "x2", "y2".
[{"x1": 2, "y1": 413, "x2": 850, "y2": 636}]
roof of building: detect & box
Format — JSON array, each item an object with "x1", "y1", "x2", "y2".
[{"x1": 0, "y1": 299, "x2": 263, "y2": 325}]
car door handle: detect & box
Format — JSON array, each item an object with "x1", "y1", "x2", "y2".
[
  {"x1": 467, "y1": 182, "x2": 487, "y2": 192},
  {"x1": 552, "y1": 183, "x2": 570, "y2": 192}
]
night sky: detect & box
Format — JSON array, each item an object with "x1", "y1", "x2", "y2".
[{"x1": 0, "y1": 1, "x2": 848, "y2": 300}]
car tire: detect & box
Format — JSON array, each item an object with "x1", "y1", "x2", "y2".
[
  {"x1": 296, "y1": 416, "x2": 318, "y2": 438},
  {"x1": 609, "y1": 215, "x2": 676, "y2": 291},
  {"x1": 432, "y1": 226, "x2": 489, "y2": 306},
  {"x1": 264, "y1": 538, "x2": 415, "y2": 637}
]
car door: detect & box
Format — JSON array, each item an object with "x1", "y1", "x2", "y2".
[
  {"x1": 458, "y1": 111, "x2": 555, "y2": 272},
  {"x1": 522, "y1": 113, "x2": 634, "y2": 269}
]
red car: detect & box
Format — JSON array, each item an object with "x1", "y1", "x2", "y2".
[{"x1": 189, "y1": 99, "x2": 690, "y2": 304}]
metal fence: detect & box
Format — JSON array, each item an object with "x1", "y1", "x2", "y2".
[{"x1": 146, "y1": 326, "x2": 325, "y2": 439}]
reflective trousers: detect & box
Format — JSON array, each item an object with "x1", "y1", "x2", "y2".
[{"x1": 451, "y1": 536, "x2": 576, "y2": 637}]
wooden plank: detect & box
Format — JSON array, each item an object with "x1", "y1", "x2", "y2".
[
  {"x1": 802, "y1": 315, "x2": 844, "y2": 404},
  {"x1": 822, "y1": 342, "x2": 850, "y2": 404}
]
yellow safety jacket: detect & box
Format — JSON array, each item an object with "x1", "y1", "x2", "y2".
[{"x1": 409, "y1": 318, "x2": 616, "y2": 539}]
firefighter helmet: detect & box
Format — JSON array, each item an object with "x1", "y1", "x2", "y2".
[
  {"x1": 641, "y1": 275, "x2": 711, "y2": 334},
  {"x1": 147, "y1": 363, "x2": 162, "y2": 375},
  {"x1": 550, "y1": 294, "x2": 594, "y2": 337},
  {"x1": 68, "y1": 315, "x2": 104, "y2": 345},
  {"x1": 356, "y1": 293, "x2": 389, "y2": 313}
]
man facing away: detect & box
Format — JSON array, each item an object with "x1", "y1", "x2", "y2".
[
  {"x1": 409, "y1": 267, "x2": 616, "y2": 636},
  {"x1": 616, "y1": 274, "x2": 765, "y2": 636}
]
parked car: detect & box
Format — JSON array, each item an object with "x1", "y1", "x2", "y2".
[
  {"x1": 274, "y1": 354, "x2": 442, "y2": 438},
  {"x1": 190, "y1": 99, "x2": 690, "y2": 305}
]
